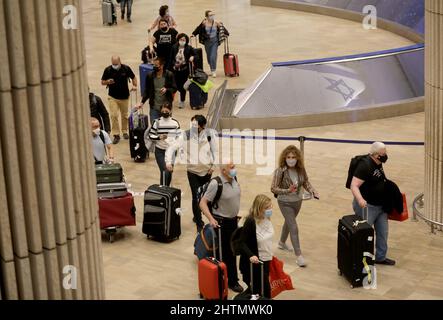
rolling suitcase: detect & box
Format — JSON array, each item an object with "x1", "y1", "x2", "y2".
[
  {"x1": 102, "y1": 0, "x2": 114, "y2": 26},
  {"x1": 142, "y1": 184, "x2": 182, "y2": 242},
  {"x1": 98, "y1": 192, "x2": 136, "y2": 242},
  {"x1": 139, "y1": 63, "x2": 154, "y2": 95},
  {"x1": 198, "y1": 228, "x2": 228, "y2": 300},
  {"x1": 95, "y1": 163, "x2": 123, "y2": 184},
  {"x1": 129, "y1": 106, "x2": 149, "y2": 162},
  {"x1": 337, "y1": 208, "x2": 375, "y2": 288},
  {"x1": 234, "y1": 261, "x2": 268, "y2": 300},
  {"x1": 223, "y1": 38, "x2": 239, "y2": 77},
  {"x1": 192, "y1": 37, "x2": 204, "y2": 71}
]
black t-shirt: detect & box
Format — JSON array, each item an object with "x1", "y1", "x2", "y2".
[
  {"x1": 353, "y1": 156, "x2": 386, "y2": 206},
  {"x1": 154, "y1": 29, "x2": 178, "y2": 60},
  {"x1": 101, "y1": 64, "x2": 135, "y2": 100}
]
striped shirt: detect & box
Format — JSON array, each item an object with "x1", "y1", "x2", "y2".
[{"x1": 148, "y1": 117, "x2": 181, "y2": 150}]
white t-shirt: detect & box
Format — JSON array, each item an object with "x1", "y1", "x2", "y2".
[{"x1": 256, "y1": 218, "x2": 274, "y2": 262}]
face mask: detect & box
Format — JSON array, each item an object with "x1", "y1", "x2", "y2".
[
  {"x1": 286, "y1": 159, "x2": 297, "y2": 167},
  {"x1": 93, "y1": 128, "x2": 101, "y2": 136},
  {"x1": 112, "y1": 64, "x2": 120, "y2": 70},
  {"x1": 208, "y1": 15, "x2": 215, "y2": 21},
  {"x1": 166, "y1": 11, "x2": 170, "y2": 16},
  {"x1": 161, "y1": 112, "x2": 170, "y2": 118},
  {"x1": 190, "y1": 121, "x2": 198, "y2": 129},
  {"x1": 154, "y1": 66, "x2": 160, "y2": 72},
  {"x1": 264, "y1": 209, "x2": 272, "y2": 218},
  {"x1": 179, "y1": 41, "x2": 186, "y2": 47},
  {"x1": 378, "y1": 154, "x2": 388, "y2": 163},
  {"x1": 228, "y1": 169, "x2": 237, "y2": 178},
  {"x1": 161, "y1": 27, "x2": 168, "y2": 32}
]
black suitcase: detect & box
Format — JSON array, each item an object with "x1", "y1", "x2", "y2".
[
  {"x1": 234, "y1": 261, "x2": 269, "y2": 300},
  {"x1": 337, "y1": 212, "x2": 375, "y2": 289},
  {"x1": 189, "y1": 81, "x2": 208, "y2": 110},
  {"x1": 192, "y1": 38, "x2": 204, "y2": 70},
  {"x1": 129, "y1": 105, "x2": 149, "y2": 162},
  {"x1": 142, "y1": 184, "x2": 181, "y2": 242},
  {"x1": 97, "y1": 182, "x2": 128, "y2": 199}
]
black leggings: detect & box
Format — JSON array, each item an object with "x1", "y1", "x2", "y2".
[{"x1": 174, "y1": 69, "x2": 190, "y2": 102}]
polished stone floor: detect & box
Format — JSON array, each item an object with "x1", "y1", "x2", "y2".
[{"x1": 82, "y1": 0, "x2": 442, "y2": 300}]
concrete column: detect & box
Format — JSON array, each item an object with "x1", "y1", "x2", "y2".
[
  {"x1": 0, "y1": 0, "x2": 105, "y2": 299},
  {"x1": 425, "y1": 0, "x2": 443, "y2": 231}
]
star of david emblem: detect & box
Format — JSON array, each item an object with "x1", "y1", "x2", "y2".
[{"x1": 324, "y1": 77, "x2": 355, "y2": 102}]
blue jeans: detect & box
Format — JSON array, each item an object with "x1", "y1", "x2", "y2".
[
  {"x1": 204, "y1": 37, "x2": 218, "y2": 72},
  {"x1": 155, "y1": 147, "x2": 172, "y2": 186},
  {"x1": 352, "y1": 199, "x2": 389, "y2": 261},
  {"x1": 120, "y1": 0, "x2": 133, "y2": 18},
  {"x1": 149, "y1": 108, "x2": 161, "y2": 126}
]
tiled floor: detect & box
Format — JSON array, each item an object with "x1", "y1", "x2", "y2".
[{"x1": 83, "y1": 0, "x2": 443, "y2": 300}]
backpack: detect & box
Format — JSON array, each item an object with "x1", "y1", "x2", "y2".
[
  {"x1": 196, "y1": 177, "x2": 224, "y2": 213},
  {"x1": 345, "y1": 154, "x2": 369, "y2": 189},
  {"x1": 194, "y1": 224, "x2": 218, "y2": 260}
]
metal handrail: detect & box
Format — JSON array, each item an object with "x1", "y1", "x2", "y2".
[
  {"x1": 207, "y1": 80, "x2": 228, "y2": 130},
  {"x1": 412, "y1": 193, "x2": 443, "y2": 233}
]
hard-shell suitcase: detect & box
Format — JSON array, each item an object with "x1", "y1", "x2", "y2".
[
  {"x1": 223, "y1": 38, "x2": 239, "y2": 77},
  {"x1": 337, "y1": 209, "x2": 375, "y2": 289},
  {"x1": 198, "y1": 228, "x2": 228, "y2": 300},
  {"x1": 97, "y1": 182, "x2": 128, "y2": 199},
  {"x1": 102, "y1": 0, "x2": 114, "y2": 26},
  {"x1": 139, "y1": 63, "x2": 154, "y2": 95},
  {"x1": 95, "y1": 163, "x2": 123, "y2": 184},
  {"x1": 142, "y1": 184, "x2": 181, "y2": 242}
]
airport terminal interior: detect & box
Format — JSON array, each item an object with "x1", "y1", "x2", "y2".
[{"x1": 1, "y1": 0, "x2": 443, "y2": 300}]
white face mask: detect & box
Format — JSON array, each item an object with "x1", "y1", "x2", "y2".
[
  {"x1": 208, "y1": 15, "x2": 215, "y2": 21},
  {"x1": 179, "y1": 40, "x2": 186, "y2": 47},
  {"x1": 112, "y1": 64, "x2": 120, "y2": 70},
  {"x1": 93, "y1": 128, "x2": 101, "y2": 136},
  {"x1": 286, "y1": 159, "x2": 297, "y2": 167}
]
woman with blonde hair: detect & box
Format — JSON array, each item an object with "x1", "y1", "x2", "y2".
[
  {"x1": 271, "y1": 145, "x2": 319, "y2": 267},
  {"x1": 237, "y1": 194, "x2": 274, "y2": 298}
]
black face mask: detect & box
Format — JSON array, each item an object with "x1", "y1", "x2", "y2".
[
  {"x1": 161, "y1": 27, "x2": 168, "y2": 32},
  {"x1": 378, "y1": 154, "x2": 388, "y2": 163},
  {"x1": 161, "y1": 112, "x2": 170, "y2": 118},
  {"x1": 154, "y1": 66, "x2": 161, "y2": 72}
]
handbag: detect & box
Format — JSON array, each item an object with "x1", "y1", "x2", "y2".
[
  {"x1": 269, "y1": 256, "x2": 294, "y2": 298},
  {"x1": 388, "y1": 193, "x2": 409, "y2": 221}
]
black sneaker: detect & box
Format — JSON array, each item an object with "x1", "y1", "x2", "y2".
[
  {"x1": 127, "y1": 18, "x2": 132, "y2": 23},
  {"x1": 375, "y1": 258, "x2": 396, "y2": 266},
  {"x1": 229, "y1": 283, "x2": 244, "y2": 293},
  {"x1": 113, "y1": 135, "x2": 120, "y2": 145},
  {"x1": 123, "y1": 133, "x2": 129, "y2": 140},
  {"x1": 121, "y1": 14, "x2": 125, "y2": 20}
]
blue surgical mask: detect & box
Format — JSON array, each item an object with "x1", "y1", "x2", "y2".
[
  {"x1": 264, "y1": 209, "x2": 272, "y2": 218},
  {"x1": 229, "y1": 169, "x2": 237, "y2": 178}
]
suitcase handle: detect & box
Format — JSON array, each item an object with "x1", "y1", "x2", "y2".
[
  {"x1": 211, "y1": 226, "x2": 222, "y2": 261},
  {"x1": 250, "y1": 260, "x2": 264, "y2": 298}
]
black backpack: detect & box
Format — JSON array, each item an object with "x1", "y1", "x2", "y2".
[
  {"x1": 196, "y1": 177, "x2": 224, "y2": 213},
  {"x1": 345, "y1": 154, "x2": 369, "y2": 189}
]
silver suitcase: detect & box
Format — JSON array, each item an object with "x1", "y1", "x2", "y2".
[
  {"x1": 97, "y1": 182, "x2": 128, "y2": 199},
  {"x1": 102, "y1": 0, "x2": 113, "y2": 25}
]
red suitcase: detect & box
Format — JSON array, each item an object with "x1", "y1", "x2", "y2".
[
  {"x1": 198, "y1": 228, "x2": 228, "y2": 300},
  {"x1": 98, "y1": 192, "x2": 136, "y2": 229},
  {"x1": 223, "y1": 38, "x2": 239, "y2": 77}
]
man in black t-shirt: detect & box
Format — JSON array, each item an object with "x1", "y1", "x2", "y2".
[
  {"x1": 152, "y1": 19, "x2": 178, "y2": 70},
  {"x1": 101, "y1": 56, "x2": 137, "y2": 144},
  {"x1": 350, "y1": 142, "x2": 395, "y2": 266}
]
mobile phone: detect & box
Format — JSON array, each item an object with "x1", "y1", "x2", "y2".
[{"x1": 314, "y1": 195, "x2": 320, "y2": 200}]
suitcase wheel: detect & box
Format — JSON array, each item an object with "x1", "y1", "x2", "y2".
[
  {"x1": 199, "y1": 293, "x2": 204, "y2": 299},
  {"x1": 350, "y1": 284, "x2": 354, "y2": 289}
]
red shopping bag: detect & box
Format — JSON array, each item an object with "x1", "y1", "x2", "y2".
[
  {"x1": 269, "y1": 256, "x2": 294, "y2": 298},
  {"x1": 388, "y1": 193, "x2": 409, "y2": 222}
]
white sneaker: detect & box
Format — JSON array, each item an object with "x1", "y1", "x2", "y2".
[
  {"x1": 278, "y1": 241, "x2": 293, "y2": 252},
  {"x1": 296, "y1": 255, "x2": 307, "y2": 267},
  {"x1": 212, "y1": 72, "x2": 217, "y2": 78}
]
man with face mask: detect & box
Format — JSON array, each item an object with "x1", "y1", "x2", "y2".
[
  {"x1": 137, "y1": 57, "x2": 177, "y2": 126},
  {"x1": 200, "y1": 159, "x2": 244, "y2": 294},
  {"x1": 350, "y1": 141, "x2": 395, "y2": 266},
  {"x1": 165, "y1": 115, "x2": 218, "y2": 231},
  {"x1": 101, "y1": 56, "x2": 137, "y2": 145},
  {"x1": 152, "y1": 19, "x2": 178, "y2": 70},
  {"x1": 91, "y1": 117, "x2": 114, "y2": 165}
]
